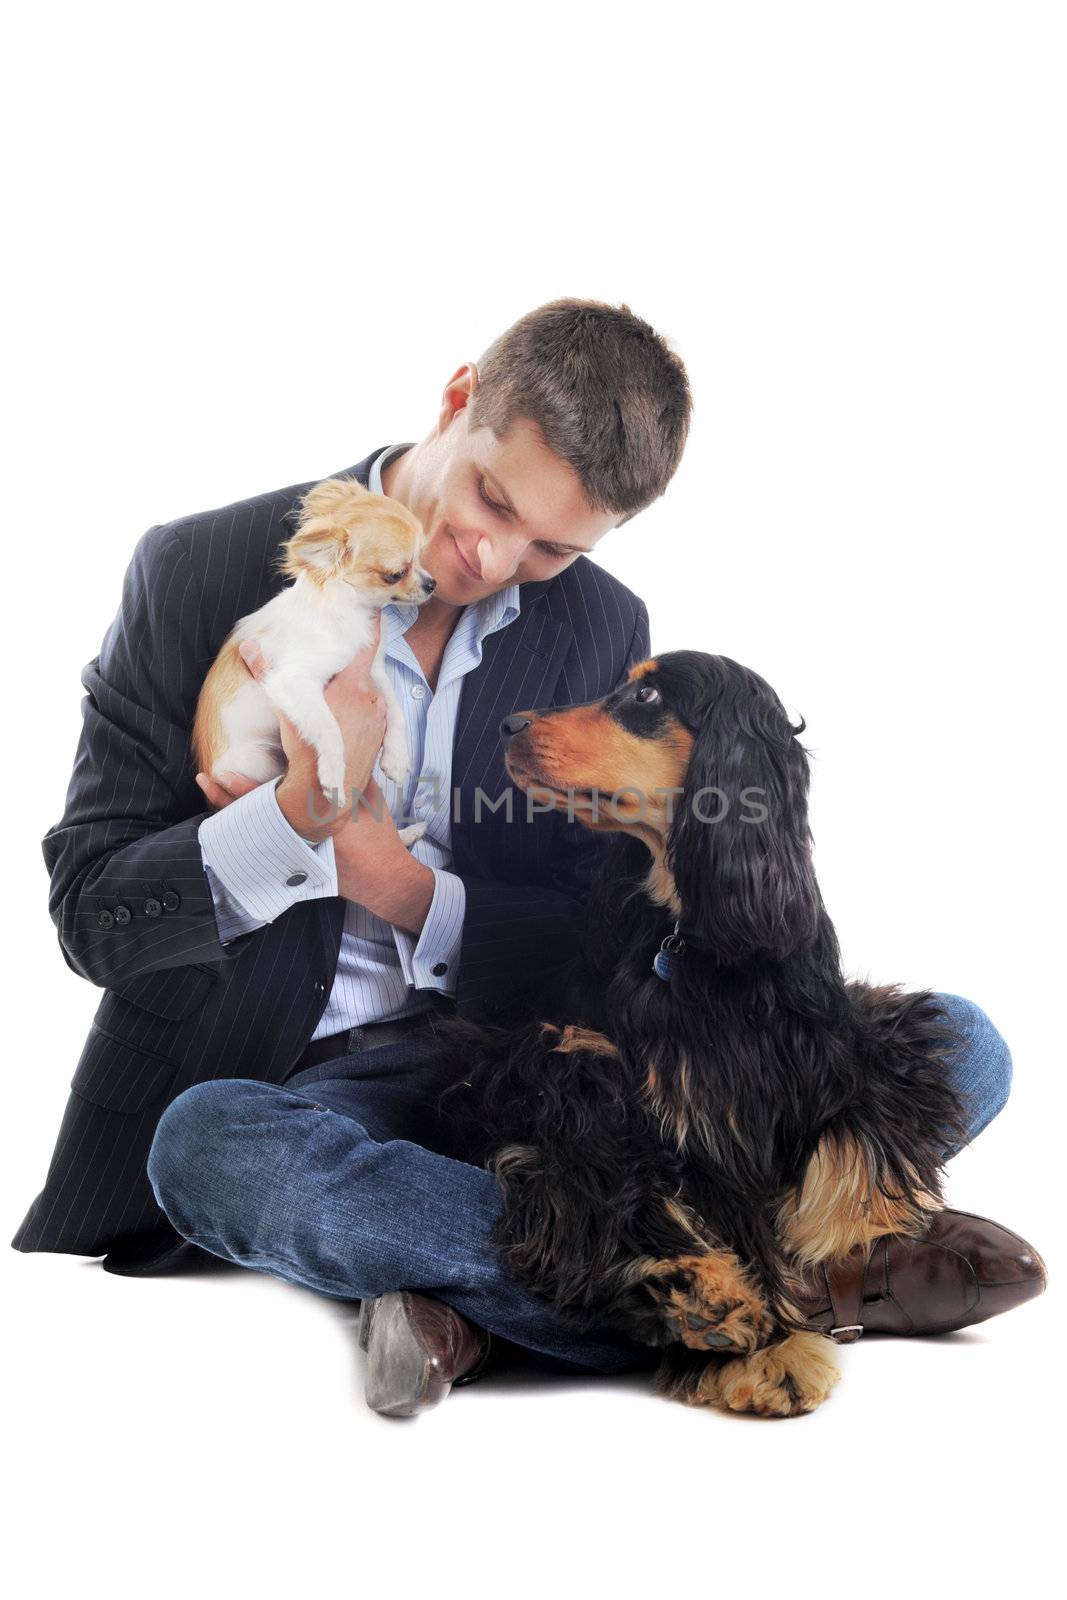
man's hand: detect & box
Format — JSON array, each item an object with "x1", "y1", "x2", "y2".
[
  {"x1": 227, "y1": 622, "x2": 386, "y2": 843},
  {"x1": 194, "y1": 769, "x2": 261, "y2": 811},
  {"x1": 332, "y1": 777, "x2": 436, "y2": 934}
]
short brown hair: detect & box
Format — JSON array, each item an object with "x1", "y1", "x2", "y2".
[{"x1": 468, "y1": 298, "x2": 692, "y2": 524}]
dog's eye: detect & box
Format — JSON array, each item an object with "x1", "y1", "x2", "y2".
[
  {"x1": 383, "y1": 569, "x2": 407, "y2": 585},
  {"x1": 634, "y1": 684, "x2": 660, "y2": 704}
]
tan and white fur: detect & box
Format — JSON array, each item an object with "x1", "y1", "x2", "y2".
[{"x1": 192, "y1": 476, "x2": 435, "y2": 836}]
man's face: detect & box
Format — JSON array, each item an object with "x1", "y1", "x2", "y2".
[{"x1": 384, "y1": 371, "x2": 620, "y2": 608}]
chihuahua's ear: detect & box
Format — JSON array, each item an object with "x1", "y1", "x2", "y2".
[
  {"x1": 276, "y1": 476, "x2": 368, "y2": 585},
  {"x1": 299, "y1": 476, "x2": 370, "y2": 523}
]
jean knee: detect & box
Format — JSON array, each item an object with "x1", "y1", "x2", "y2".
[
  {"x1": 147, "y1": 1079, "x2": 274, "y2": 1215},
  {"x1": 933, "y1": 991, "x2": 1013, "y2": 1135}
]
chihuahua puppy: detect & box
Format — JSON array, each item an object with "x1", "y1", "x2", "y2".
[{"x1": 192, "y1": 476, "x2": 436, "y2": 830}]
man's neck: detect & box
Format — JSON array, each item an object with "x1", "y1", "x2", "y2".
[{"x1": 379, "y1": 442, "x2": 415, "y2": 504}]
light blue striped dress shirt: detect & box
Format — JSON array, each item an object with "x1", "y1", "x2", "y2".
[{"x1": 198, "y1": 443, "x2": 521, "y2": 1036}]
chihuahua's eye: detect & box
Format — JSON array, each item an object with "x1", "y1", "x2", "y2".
[
  {"x1": 383, "y1": 569, "x2": 407, "y2": 585},
  {"x1": 634, "y1": 684, "x2": 660, "y2": 704}
]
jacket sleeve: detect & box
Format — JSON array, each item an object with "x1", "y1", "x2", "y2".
[
  {"x1": 42, "y1": 523, "x2": 271, "y2": 988},
  {"x1": 453, "y1": 598, "x2": 651, "y2": 1008}
]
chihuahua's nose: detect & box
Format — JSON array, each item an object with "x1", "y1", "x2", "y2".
[
  {"x1": 421, "y1": 576, "x2": 436, "y2": 594},
  {"x1": 500, "y1": 714, "x2": 532, "y2": 741}
]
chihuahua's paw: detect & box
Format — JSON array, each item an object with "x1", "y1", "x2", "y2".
[
  {"x1": 316, "y1": 753, "x2": 347, "y2": 801},
  {"x1": 379, "y1": 745, "x2": 411, "y2": 787},
  {"x1": 397, "y1": 822, "x2": 427, "y2": 847}
]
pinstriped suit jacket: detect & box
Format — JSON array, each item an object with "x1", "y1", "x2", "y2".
[{"x1": 12, "y1": 448, "x2": 651, "y2": 1260}]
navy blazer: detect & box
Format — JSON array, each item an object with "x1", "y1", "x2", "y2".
[{"x1": 12, "y1": 449, "x2": 650, "y2": 1261}]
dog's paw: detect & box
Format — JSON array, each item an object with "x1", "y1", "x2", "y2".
[
  {"x1": 316, "y1": 754, "x2": 347, "y2": 800},
  {"x1": 397, "y1": 822, "x2": 427, "y2": 846},
  {"x1": 706, "y1": 1332, "x2": 841, "y2": 1418},
  {"x1": 379, "y1": 745, "x2": 411, "y2": 787},
  {"x1": 647, "y1": 1251, "x2": 774, "y2": 1355}
]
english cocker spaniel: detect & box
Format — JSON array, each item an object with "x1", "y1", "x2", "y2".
[{"x1": 419, "y1": 652, "x2": 971, "y2": 1416}]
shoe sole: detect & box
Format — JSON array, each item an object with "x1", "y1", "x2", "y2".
[
  {"x1": 357, "y1": 1297, "x2": 377, "y2": 1353},
  {"x1": 362, "y1": 1292, "x2": 452, "y2": 1418}
]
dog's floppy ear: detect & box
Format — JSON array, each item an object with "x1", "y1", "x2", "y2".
[
  {"x1": 667, "y1": 671, "x2": 821, "y2": 963},
  {"x1": 277, "y1": 476, "x2": 369, "y2": 585}
]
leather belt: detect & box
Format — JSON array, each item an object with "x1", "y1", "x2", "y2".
[{"x1": 288, "y1": 1011, "x2": 438, "y2": 1077}]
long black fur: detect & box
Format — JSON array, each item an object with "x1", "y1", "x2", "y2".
[{"x1": 412, "y1": 652, "x2": 973, "y2": 1359}]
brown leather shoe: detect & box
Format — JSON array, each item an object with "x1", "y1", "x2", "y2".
[
  {"x1": 792, "y1": 1207, "x2": 1048, "y2": 1343},
  {"x1": 358, "y1": 1291, "x2": 494, "y2": 1417}
]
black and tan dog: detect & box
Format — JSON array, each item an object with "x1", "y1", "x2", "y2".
[{"x1": 420, "y1": 652, "x2": 971, "y2": 1417}]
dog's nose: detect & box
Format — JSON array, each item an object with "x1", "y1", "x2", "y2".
[
  {"x1": 421, "y1": 576, "x2": 436, "y2": 594},
  {"x1": 500, "y1": 714, "x2": 532, "y2": 741}
]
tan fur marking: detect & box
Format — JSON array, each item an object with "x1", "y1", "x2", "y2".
[
  {"x1": 776, "y1": 1130, "x2": 941, "y2": 1269},
  {"x1": 641, "y1": 843, "x2": 681, "y2": 913},
  {"x1": 641, "y1": 1050, "x2": 721, "y2": 1155},
  {"x1": 643, "y1": 1249, "x2": 774, "y2": 1354},
  {"x1": 549, "y1": 1025, "x2": 619, "y2": 1058},
  {"x1": 192, "y1": 633, "x2": 253, "y2": 777},
  {"x1": 660, "y1": 1197, "x2": 714, "y2": 1250},
  {"x1": 502, "y1": 688, "x2": 693, "y2": 850}
]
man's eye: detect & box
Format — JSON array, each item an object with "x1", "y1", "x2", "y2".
[
  {"x1": 478, "y1": 478, "x2": 508, "y2": 516},
  {"x1": 635, "y1": 684, "x2": 660, "y2": 704},
  {"x1": 536, "y1": 543, "x2": 572, "y2": 560}
]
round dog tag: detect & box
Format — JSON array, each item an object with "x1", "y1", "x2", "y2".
[{"x1": 653, "y1": 930, "x2": 685, "y2": 982}]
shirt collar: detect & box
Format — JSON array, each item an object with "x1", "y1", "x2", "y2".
[
  {"x1": 368, "y1": 442, "x2": 415, "y2": 495},
  {"x1": 369, "y1": 443, "x2": 521, "y2": 644}
]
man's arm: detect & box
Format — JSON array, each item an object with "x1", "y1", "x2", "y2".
[{"x1": 43, "y1": 525, "x2": 270, "y2": 988}]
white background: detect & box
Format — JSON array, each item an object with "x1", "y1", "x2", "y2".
[{"x1": 4, "y1": 3, "x2": 1063, "y2": 1596}]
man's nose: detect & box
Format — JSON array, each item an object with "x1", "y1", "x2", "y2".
[
  {"x1": 476, "y1": 532, "x2": 525, "y2": 584},
  {"x1": 500, "y1": 714, "x2": 532, "y2": 740}
]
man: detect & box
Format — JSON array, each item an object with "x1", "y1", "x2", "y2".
[{"x1": 14, "y1": 299, "x2": 1044, "y2": 1417}]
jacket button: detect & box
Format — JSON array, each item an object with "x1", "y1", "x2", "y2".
[
  {"x1": 286, "y1": 871, "x2": 308, "y2": 887},
  {"x1": 114, "y1": 905, "x2": 132, "y2": 926},
  {"x1": 98, "y1": 909, "x2": 115, "y2": 929},
  {"x1": 143, "y1": 898, "x2": 162, "y2": 917},
  {"x1": 161, "y1": 890, "x2": 181, "y2": 911},
  {"x1": 431, "y1": 962, "x2": 448, "y2": 977},
  {"x1": 313, "y1": 979, "x2": 326, "y2": 997}
]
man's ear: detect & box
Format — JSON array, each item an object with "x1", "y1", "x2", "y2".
[
  {"x1": 438, "y1": 363, "x2": 477, "y2": 432},
  {"x1": 667, "y1": 693, "x2": 821, "y2": 963}
]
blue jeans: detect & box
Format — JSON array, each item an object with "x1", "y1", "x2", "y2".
[{"x1": 146, "y1": 991, "x2": 1012, "y2": 1376}]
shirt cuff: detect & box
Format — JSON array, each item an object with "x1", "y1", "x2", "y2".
[
  {"x1": 202, "y1": 859, "x2": 271, "y2": 945},
  {"x1": 392, "y1": 867, "x2": 465, "y2": 995},
  {"x1": 197, "y1": 775, "x2": 338, "y2": 930}
]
